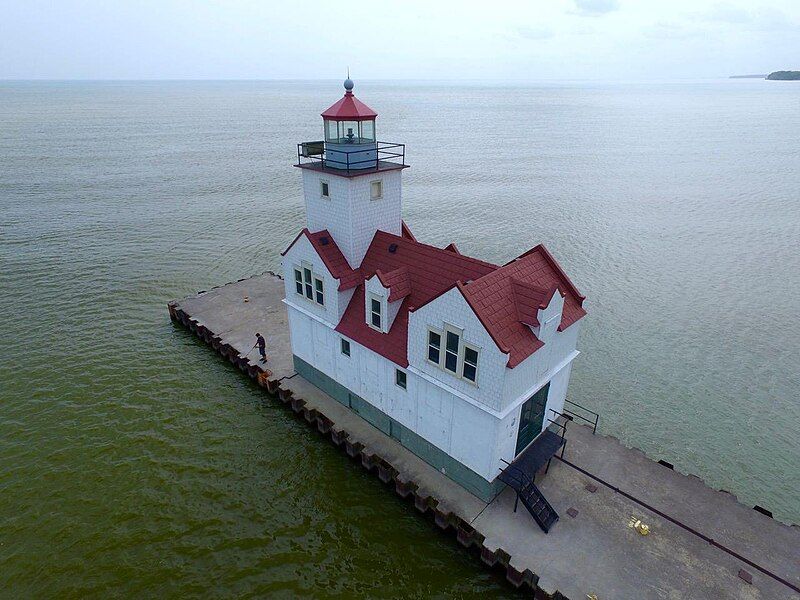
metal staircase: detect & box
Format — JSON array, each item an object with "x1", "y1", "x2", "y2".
[{"x1": 499, "y1": 462, "x2": 560, "y2": 533}]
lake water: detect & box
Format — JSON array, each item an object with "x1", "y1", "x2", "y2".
[{"x1": 1, "y1": 79, "x2": 798, "y2": 597}]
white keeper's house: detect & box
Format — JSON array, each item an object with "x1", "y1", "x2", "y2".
[{"x1": 281, "y1": 78, "x2": 587, "y2": 501}]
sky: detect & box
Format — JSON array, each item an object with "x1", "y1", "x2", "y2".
[{"x1": 1, "y1": 0, "x2": 798, "y2": 80}]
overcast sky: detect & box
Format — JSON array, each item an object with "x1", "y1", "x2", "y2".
[{"x1": 1, "y1": 0, "x2": 798, "y2": 80}]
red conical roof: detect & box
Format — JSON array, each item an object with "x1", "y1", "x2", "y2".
[{"x1": 321, "y1": 82, "x2": 377, "y2": 120}]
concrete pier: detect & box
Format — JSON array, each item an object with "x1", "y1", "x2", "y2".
[{"x1": 169, "y1": 272, "x2": 800, "y2": 600}]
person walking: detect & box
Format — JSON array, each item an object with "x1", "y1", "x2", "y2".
[{"x1": 255, "y1": 332, "x2": 268, "y2": 363}]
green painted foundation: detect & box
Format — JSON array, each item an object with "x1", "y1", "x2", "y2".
[{"x1": 293, "y1": 355, "x2": 504, "y2": 501}]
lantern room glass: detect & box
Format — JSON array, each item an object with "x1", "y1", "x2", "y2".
[{"x1": 324, "y1": 119, "x2": 376, "y2": 144}]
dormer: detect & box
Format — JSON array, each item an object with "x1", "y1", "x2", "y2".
[
  {"x1": 364, "y1": 267, "x2": 410, "y2": 333},
  {"x1": 512, "y1": 280, "x2": 564, "y2": 344}
]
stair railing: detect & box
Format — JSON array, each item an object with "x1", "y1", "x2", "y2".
[
  {"x1": 563, "y1": 399, "x2": 599, "y2": 434},
  {"x1": 498, "y1": 460, "x2": 535, "y2": 513},
  {"x1": 546, "y1": 410, "x2": 569, "y2": 459}
]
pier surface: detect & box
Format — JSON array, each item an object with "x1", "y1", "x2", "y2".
[{"x1": 170, "y1": 273, "x2": 800, "y2": 600}]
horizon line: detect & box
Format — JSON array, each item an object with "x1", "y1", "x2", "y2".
[{"x1": 0, "y1": 75, "x2": 756, "y2": 83}]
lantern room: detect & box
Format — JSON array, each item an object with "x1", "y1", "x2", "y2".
[
  {"x1": 296, "y1": 77, "x2": 407, "y2": 175},
  {"x1": 320, "y1": 78, "x2": 378, "y2": 170}
]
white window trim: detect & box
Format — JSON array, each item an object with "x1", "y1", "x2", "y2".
[
  {"x1": 426, "y1": 327, "x2": 443, "y2": 368},
  {"x1": 313, "y1": 276, "x2": 324, "y2": 305},
  {"x1": 462, "y1": 342, "x2": 479, "y2": 384},
  {"x1": 370, "y1": 179, "x2": 383, "y2": 200},
  {"x1": 395, "y1": 368, "x2": 407, "y2": 390},
  {"x1": 294, "y1": 261, "x2": 325, "y2": 307},
  {"x1": 293, "y1": 268, "x2": 304, "y2": 296},
  {"x1": 426, "y1": 323, "x2": 479, "y2": 386},
  {"x1": 367, "y1": 292, "x2": 385, "y2": 332},
  {"x1": 320, "y1": 180, "x2": 330, "y2": 199}
]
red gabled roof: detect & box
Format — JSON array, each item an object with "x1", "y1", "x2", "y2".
[
  {"x1": 459, "y1": 245, "x2": 587, "y2": 368},
  {"x1": 337, "y1": 287, "x2": 410, "y2": 367},
  {"x1": 361, "y1": 231, "x2": 497, "y2": 310},
  {"x1": 288, "y1": 226, "x2": 587, "y2": 370},
  {"x1": 336, "y1": 231, "x2": 497, "y2": 366},
  {"x1": 281, "y1": 228, "x2": 362, "y2": 290},
  {"x1": 321, "y1": 91, "x2": 378, "y2": 120},
  {"x1": 512, "y1": 279, "x2": 559, "y2": 327},
  {"x1": 376, "y1": 267, "x2": 411, "y2": 302},
  {"x1": 401, "y1": 220, "x2": 416, "y2": 241}
]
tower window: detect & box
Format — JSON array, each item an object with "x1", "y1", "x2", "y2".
[
  {"x1": 370, "y1": 180, "x2": 383, "y2": 200},
  {"x1": 395, "y1": 369, "x2": 407, "y2": 390},
  {"x1": 320, "y1": 181, "x2": 329, "y2": 198},
  {"x1": 341, "y1": 338, "x2": 351, "y2": 357}
]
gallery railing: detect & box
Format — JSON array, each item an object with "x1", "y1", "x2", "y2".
[{"x1": 296, "y1": 140, "x2": 406, "y2": 173}]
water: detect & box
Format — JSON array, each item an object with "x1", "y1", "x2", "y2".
[{"x1": 1, "y1": 80, "x2": 798, "y2": 596}]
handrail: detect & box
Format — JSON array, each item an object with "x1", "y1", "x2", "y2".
[
  {"x1": 563, "y1": 399, "x2": 599, "y2": 434},
  {"x1": 546, "y1": 412, "x2": 568, "y2": 459},
  {"x1": 296, "y1": 140, "x2": 407, "y2": 174},
  {"x1": 503, "y1": 463, "x2": 535, "y2": 492}
]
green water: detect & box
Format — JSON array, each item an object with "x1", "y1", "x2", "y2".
[{"x1": 1, "y1": 80, "x2": 798, "y2": 597}]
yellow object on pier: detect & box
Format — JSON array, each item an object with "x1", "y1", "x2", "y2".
[{"x1": 628, "y1": 516, "x2": 650, "y2": 535}]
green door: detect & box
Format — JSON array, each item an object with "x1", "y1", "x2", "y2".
[{"x1": 515, "y1": 383, "x2": 550, "y2": 455}]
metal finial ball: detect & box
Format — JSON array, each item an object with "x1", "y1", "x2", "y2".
[{"x1": 344, "y1": 78, "x2": 354, "y2": 91}]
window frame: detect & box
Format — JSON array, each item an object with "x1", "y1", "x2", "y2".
[
  {"x1": 294, "y1": 268, "x2": 303, "y2": 296},
  {"x1": 314, "y1": 276, "x2": 324, "y2": 305},
  {"x1": 443, "y1": 325, "x2": 462, "y2": 375},
  {"x1": 426, "y1": 328, "x2": 442, "y2": 366},
  {"x1": 368, "y1": 294, "x2": 383, "y2": 331},
  {"x1": 370, "y1": 179, "x2": 383, "y2": 200},
  {"x1": 340, "y1": 338, "x2": 351, "y2": 357},
  {"x1": 462, "y1": 343, "x2": 479, "y2": 383},
  {"x1": 425, "y1": 323, "x2": 479, "y2": 386},
  {"x1": 294, "y1": 262, "x2": 324, "y2": 307},
  {"x1": 395, "y1": 368, "x2": 407, "y2": 390},
  {"x1": 320, "y1": 180, "x2": 330, "y2": 199},
  {"x1": 302, "y1": 266, "x2": 313, "y2": 300}
]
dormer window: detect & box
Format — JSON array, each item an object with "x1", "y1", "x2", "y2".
[
  {"x1": 370, "y1": 296, "x2": 382, "y2": 329},
  {"x1": 294, "y1": 264, "x2": 324, "y2": 306},
  {"x1": 426, "y1": 325, "x2": 479, "y2": 384}
]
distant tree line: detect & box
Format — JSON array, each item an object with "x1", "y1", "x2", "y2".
[{"x1": 767, "y1": 71, "x2": 800, "y2": 80}]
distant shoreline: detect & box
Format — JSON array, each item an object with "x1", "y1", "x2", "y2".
[
  {"x1": 729, "y1": 74, "x2": 767, "y2": 79},
  {"x1": 766, "y1": 71, "x2": 800, "y2": 81}
]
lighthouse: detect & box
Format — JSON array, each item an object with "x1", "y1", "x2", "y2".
[
  {"x1": 284, "y1": 78, "x2": 586, "y2": 512},
  {"x1": 296, "y1": 77, "x2": 408, "y2": 269}
]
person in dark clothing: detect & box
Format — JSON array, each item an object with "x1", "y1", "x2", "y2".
[{"x1": 255, "y1": 332, "x2": 267, "y2": 363}]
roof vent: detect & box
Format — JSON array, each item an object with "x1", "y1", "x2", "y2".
[
  {"x1": 388, "y1": 243, "x2": 398, "y2": 254},
  {"x1": 320, "y1": 236, "x2": 330, "y2": 246}
]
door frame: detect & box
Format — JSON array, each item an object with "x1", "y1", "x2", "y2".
[{"x1": 514, "y1": 382, "x2": 550, "y2": 456}]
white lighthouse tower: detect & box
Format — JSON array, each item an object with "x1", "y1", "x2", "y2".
[{"x1": 295, "y1": 77, "x2": 408, "y2": 268}]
